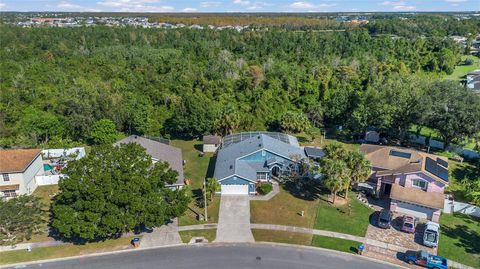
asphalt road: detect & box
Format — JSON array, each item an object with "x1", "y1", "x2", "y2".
[{"x1": 4, "y1": 244, "x2": 401, "y2": 269}]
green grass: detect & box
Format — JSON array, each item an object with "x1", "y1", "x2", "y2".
[
  {"x1": 313, "y1": 192, "x2": 373, "y2": 237},
  {"x1": 447, "y1": 160, "x2": 480, "y2": 203},
  {"x1": 409, "y1": 124, "x2": 442, "y2": 141},
  {"x1": 311, "y1": 235, "x2": 361, "y2": 254},
  {"x1": 32, "y1": 185, "x2": 59, "y2": 208},
  {"x1": 439, "y1": 213, "x2": 480, "y2": 268},
  {"x1": 171, "y1": 139, "x2": 220, "y2": 226},
  {"x1": 179, "y1": 229, "x2": 216, "y2": 243},
  {"x1": 445, "y1": 55, "x2": 480, "y2": 81},
  {"x1": 251, "y1": 230, "x2": 362, "y2": 255},
  {"x1": 0, "y1": 236, "x2": 139, "y2": 266},
  {"x1": 251, "y1": 186, "x2": 319, "y2": 228},
  {"x1": 252, "y1": 229, "x2": 313, "y2": 246}
]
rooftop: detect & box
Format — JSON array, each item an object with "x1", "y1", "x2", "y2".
[
  {"x1": 360, "y1": 144, "x2": 448, "y2": 184},
  {"x1": 115, "y1": 135, "x2": 184, "y2": 186},
  {"x1": 0, "y1": 149, "x2": 42, "y2": 173},
  {"x1": 391, "y1": 184, "x2": 444, "y2": 209},
  {"x1": 203, "y1": 135, "x2": 221, "y2": 144},
  {"x1": 214, "y1": 133, "x2": 304, "y2": 181}
]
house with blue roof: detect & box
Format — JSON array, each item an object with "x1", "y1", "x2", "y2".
[{"x1": 213, "y1": 132, "x2": 305, "y2": 195}]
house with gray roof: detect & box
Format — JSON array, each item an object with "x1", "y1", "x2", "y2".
[
  {"x1": 213, "y1": 132, "x2": 305, "y2": 195},
  {"x1": 115, "y1": 135, "x2": 185, "y2": 189}
]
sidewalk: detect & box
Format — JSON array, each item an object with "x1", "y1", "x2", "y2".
[
  {"x1": 139, "y1": 219, "x2": 182, "y2": 248},
  {"x1": 0, "y1": 239, "x2": 66, "y2": 252}
]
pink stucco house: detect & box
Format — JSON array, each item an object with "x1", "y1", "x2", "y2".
[{"x1": 360, "y1": 144, "x2": 448, "y2": 222}]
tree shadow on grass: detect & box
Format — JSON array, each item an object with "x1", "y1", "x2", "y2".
[
  {"x1": 193, "y1": 143, "x2": 203, "y2": 152},
  {"x1": 283, "y1": 181, "x2": 328, "y2": 201},
  {"x1": 206, "y1": 155, "x2": 216, "y2": 179},
  {"x1": 441, "y1": 214, "x2": 480, "y2": 254}
]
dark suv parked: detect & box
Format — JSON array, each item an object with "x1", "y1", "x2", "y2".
[{"x1": 377, "y1": 209, "x2": 393, "y2": 229}]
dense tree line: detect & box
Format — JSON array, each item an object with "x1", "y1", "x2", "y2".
[{"x1": 0, "y1": 24, "x2": 479, "y2": 148}]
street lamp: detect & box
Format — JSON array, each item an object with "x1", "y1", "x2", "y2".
[{"x1": 204, "y1": 178, "x2": 208, "y2": 222}]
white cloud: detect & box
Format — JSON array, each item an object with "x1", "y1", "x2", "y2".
[
  {"x1": 444, "y1": 0, "x2": 466, "y2": 2},
  {"x1": 0, "y1": 3, "x2": 6, "y2": 10},
  {"x1": 97, "y1": 0, "x2": 173, "y2": 12},
  {"x1": 392, "y1": 5, "x2": 416, "y2": 10},
  {"x1": 182, "y1": 7, "x2": 198, "y2": 12},
  {"x1": 246, "y1": 1, "x2": 270, "y2": 10},
  {"x1": 233, "y1": 0, "x2": 250, "y2": 5},
  {"x1": 380, "y1": 1, "x2": 415, "y2": 11},
  {"x1": 56, "y1": 1, "x2": 101, "y2": 12},
  {"x1": 288, "y1": 1, "x2": 335, "y2": 10},
  {"x1": 289, "y1": 1, "x2": 315, "y2": 9},
  {"x1": 200, "y1": 1, "x2": 222, "y2": 7}
]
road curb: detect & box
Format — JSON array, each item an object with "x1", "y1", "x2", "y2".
[
  {"x1": 0, "y1": 242, "x2": 406, "y2": 269},
  {"x1": 0, "y1": 243, "x2": 187, "y2": 269},
  {"x1": 245, "y1": 242, "x2": 408, "y2": 269}
]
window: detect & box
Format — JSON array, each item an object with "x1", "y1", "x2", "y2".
[
  {"x1": 2, "y1": 174, "x2": 9, "y2": 182},
  {"x1": 412, "y1": 179, "x2": 427, "y2": 190},
  {"x1": 2, "y1": 190, "x2": 17, "y2": 198},
  {"x1": 256, "y1": 173, "x2": 267, "y2": 180}
]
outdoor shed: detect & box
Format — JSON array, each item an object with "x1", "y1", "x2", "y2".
[{"x1": 203, "y1": 135, "x2": 221, "y2": 153}]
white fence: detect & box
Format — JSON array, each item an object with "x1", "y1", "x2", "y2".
[
  {"x1": 444, "y1": 199, "x2": 480, "y2": 218},
  {"x1": 408, "y1": 133, "x2": 479, "y2": 159},
  {"x1": 41, "y1": 147, "x2": 86, "y2": 160},
  {"x1": 35, "y1": 175, "x2": 61, "y2": 186}
]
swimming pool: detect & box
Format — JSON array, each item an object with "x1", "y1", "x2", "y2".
[{"x1": 43, "y1": 164, "x2": 53, "y2": 171}]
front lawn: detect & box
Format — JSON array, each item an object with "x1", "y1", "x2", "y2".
[
  {"x1": 179, "y1": 229, "x2": 216, "y2": 243},
  {"x1": 250, "y1": 186, "x2": 319, "y2": 228},
  {"x1": 439, "y1": 213, "x2": 480, "y2": 268},
  {"x1": 444, "y1": 55, "x2": 480, "y2": 81},
  {"x1": 311, "y1": 235, "x2": 361, "y2": 254},
  {"x1": 171, "y1": 139, "x2": 220, "y2": 226},
  {"x1": 314, "y1": 192, "x2": 373, "y2": 237},
  {"x1": 0, "y1": 236, "x2": 138, "y2": 266},
  {"x1": 252, "y1": 229, "x2": 312, "y2": 246},
  {"x1": 447, "y1": 160, "x2": 480, "y2": 203}
]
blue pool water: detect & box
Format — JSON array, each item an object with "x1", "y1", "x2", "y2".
[{"x1": 43, "y1": 164, "x2": 53, "y2": 171}]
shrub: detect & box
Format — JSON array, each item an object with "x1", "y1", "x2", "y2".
[{"x1": 258, "y1": 183, "x2": 273, "y2": 195}]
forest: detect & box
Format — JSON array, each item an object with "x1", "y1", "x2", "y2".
[{"x1": 0, "y1": 15, "x2": 480, "y2": 149}]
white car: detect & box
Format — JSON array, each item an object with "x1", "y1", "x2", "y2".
[{"x1": 423, "y1": 221, "x2": 440, "y2": 248}]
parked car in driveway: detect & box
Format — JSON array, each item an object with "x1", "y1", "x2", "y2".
[
  {"x1": 377, "y1": 209, "x2": 393, "y2": 229},
  {"x1": 401, "y1": 215, "x2": 416, "y2": 233},
  {"x1": 404, "y1": 250, "x2": 447, "y2": 269},
  {"x1": 423, "y1": 222, "x2": 440, "y2": 248}
]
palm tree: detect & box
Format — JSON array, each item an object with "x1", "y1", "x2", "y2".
[
  {"x1": 344, "y1": 151, "x2": 371, "y2": 200},
  {"x1": 206, "y1": 178, "x2": 220, "y2": 201},
  {"x1": 321, "y1": 158, "x2": 351, "y2": 204}
]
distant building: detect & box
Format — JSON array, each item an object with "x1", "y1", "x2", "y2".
[
  {"x1": 0, "y1": 149, "x2": 45, "y2": 199},
  {"x1": 203, "y1": 135, "x2": 222, "y2": 153}
]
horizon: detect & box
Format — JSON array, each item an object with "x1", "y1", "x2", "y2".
[{"x1": 0, "y1": 0, "x2": 478, "y2": 13}]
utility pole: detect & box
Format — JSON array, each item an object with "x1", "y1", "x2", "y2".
[{"x1": 204, "y1": 178, "x2": 208, "y2": 222}]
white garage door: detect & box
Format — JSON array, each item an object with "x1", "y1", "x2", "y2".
[
  {"x1": 221, "y1": 184, "x2": 249, "y2": 195},
  {"x1": 395, "y1": 201, "x2": 434, "y2": 220}
]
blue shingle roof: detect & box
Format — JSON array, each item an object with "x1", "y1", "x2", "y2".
[{"x1": 213, "y1": 134, "x2": 305, "y2": 182}]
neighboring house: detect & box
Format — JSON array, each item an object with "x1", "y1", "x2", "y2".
[
  {"x1": 202, "y1": 135, "x2": 221, "y2": 153},
  {"x1": 360, "y1": 144, "x2": 448, "y2": 222},
  {"x1": 213, "y1": 132, "x2": 305, "y2": 195},
  {"x1": 0, "y1": 149, "x2": 44, "y2": 199},
  {"x1": 115, "y1": 135, "x2": 185, "y2": 189}
]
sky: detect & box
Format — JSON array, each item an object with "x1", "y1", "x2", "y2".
[{"x1": 0, "y1": 0, "x2": 478, "y2": 13}]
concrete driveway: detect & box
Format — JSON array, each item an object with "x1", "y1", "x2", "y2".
[{"x1": 215, "y1": 195, "x2": 254, "y2": 242}]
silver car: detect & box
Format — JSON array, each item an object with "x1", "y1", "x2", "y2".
[{"x1": 423, "y1": 221, "x2": 440, "y2": 247}]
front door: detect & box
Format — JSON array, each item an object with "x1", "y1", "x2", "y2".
[
  {"x1": 271, "y1": 166, "x2": 280, "y2": 177},
  {"x1": 383, "y1": 183, "x2": 392, "y2": 196}
]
